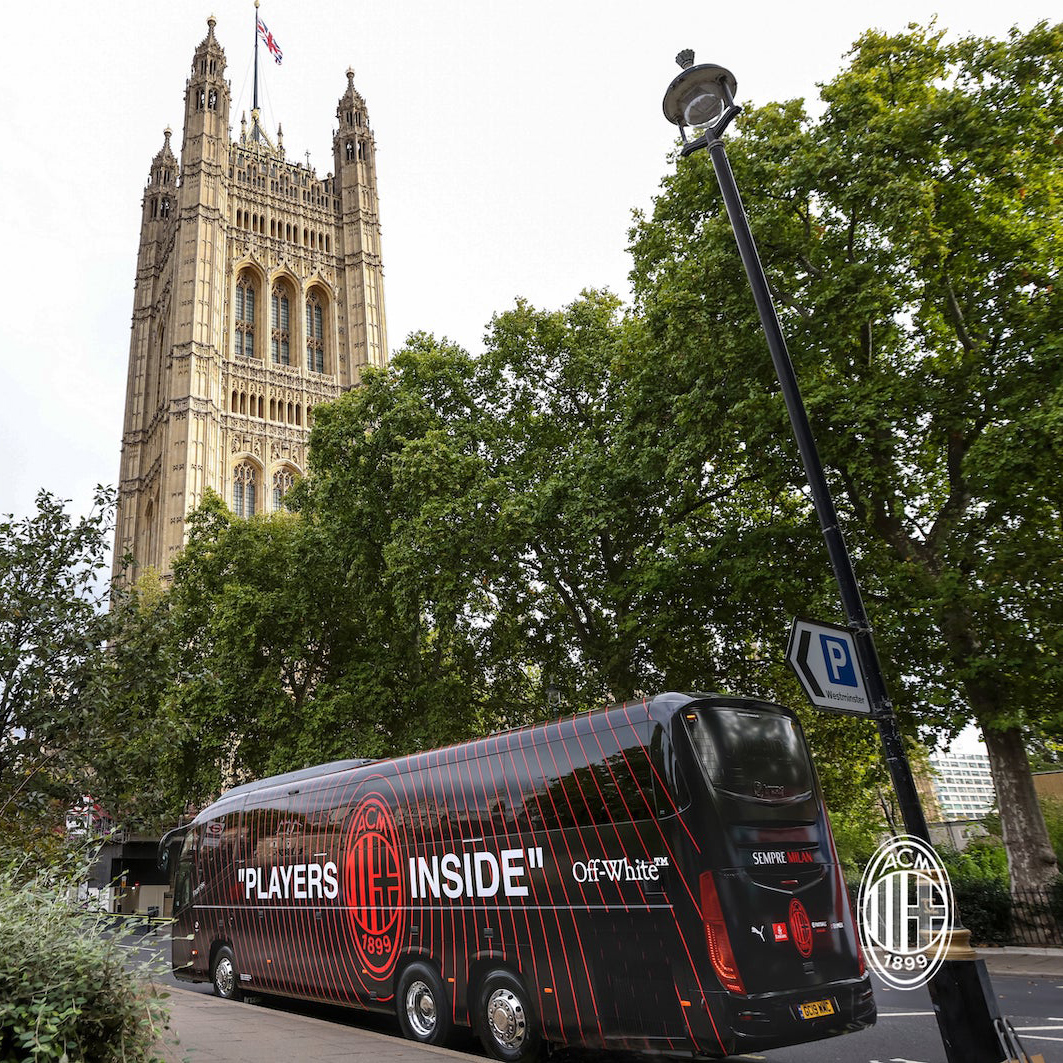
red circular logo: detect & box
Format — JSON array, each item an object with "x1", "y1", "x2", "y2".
[
  {"x1": 344, "y1": 792, "x2": 406, "y2": 978},
  {"x1": 789, "y1": 897, "x2": 813, "y2": 957}
]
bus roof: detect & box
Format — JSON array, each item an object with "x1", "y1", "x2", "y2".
[
  {"x1": 216, "y1": 758, "x2": 377, "y2": 802},
  {"x1": 190, "y1": 691, "x2": 749, "y2": 823}
]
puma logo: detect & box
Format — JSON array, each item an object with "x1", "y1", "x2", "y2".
[{"x1": 751, "y1": 925, "x2": 766, "y2": 941}]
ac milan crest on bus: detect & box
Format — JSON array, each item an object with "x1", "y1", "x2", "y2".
[
  {"x1": 344, "y1": 788, "x2": 406, "y2": 978},
  {"x1": 789, "y1": 897, "x2": 814, "y2": 958}
]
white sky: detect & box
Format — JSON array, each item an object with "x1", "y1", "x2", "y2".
[{"x1": 0, "y1": 0, "x2": 1052, "y2": 529}]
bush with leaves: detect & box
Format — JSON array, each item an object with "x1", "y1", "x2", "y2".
[
  {"x1": 951, "y1": 876, "x2": 1014, "y2": 946},
  {"x1": 0, "y1": 851, "x2": 171, "y2": 1063},
  {"x1": 935, "y1": 839, "x2": 1010, "y2": 945}
]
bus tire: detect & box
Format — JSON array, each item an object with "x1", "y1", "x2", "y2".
[
  {"x1": 211, "y1": 946, "x2": 242, "y2": 1001},
  {"x1": 475, "y1": 969, "x2": 543, "y2": 1063},
  {"x1": 396, "y1": 961, "x2": 454, "y2": 1046}
]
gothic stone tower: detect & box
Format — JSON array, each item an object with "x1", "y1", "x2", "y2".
[{"x1": 114, "y1": 17, "x2": 387, "y2": 580}]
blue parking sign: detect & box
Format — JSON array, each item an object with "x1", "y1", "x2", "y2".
[
  {"x1": 786, "y1": 618, "x2": 872, "y2": 715},
  {"x1": 819, "y1": 634, "x2": 858, "y2": 687}
]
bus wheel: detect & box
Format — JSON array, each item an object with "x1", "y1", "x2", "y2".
[
  {"x1": 397, "y1": 961, "x2": 453, "y2": 1046},
  {"x1": 476, "y1": 970, "x2": 542, "y2": 1063},
  {"x1": 211, "y1": 946, "x2": 242, "y2": 1001}
]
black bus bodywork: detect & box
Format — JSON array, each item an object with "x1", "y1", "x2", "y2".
[{"x1": 163, "y1": 692, "x2": 874, "y2": 1058}]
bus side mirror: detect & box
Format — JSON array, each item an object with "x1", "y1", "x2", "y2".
[{"x1": 157, "y1": 825, "x2": 189, "y2": 874}]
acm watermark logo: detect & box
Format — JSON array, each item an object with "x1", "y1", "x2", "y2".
[{"x1": 858, "y1": 834, "x2": 954, "y2": 990}]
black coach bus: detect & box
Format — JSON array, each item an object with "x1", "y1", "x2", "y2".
[{"x1": 160, "y1": 692, "x2": 874, "y2": 1059}]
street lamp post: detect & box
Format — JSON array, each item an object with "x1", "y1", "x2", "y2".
[{"x1": 662, "y1": 52, "x2": 1006, "y2": 1063}]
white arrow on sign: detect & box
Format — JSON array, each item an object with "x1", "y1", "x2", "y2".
[{"x1": 786, "y1": 618, "x2": 873, "y2": 715}]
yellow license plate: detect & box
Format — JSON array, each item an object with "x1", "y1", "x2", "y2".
[{"x1": 798, "y1": 999, "x2": 835, "y2": 1019}]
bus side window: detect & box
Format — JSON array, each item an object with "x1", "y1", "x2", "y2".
[
  {"x1": 245, "y1": 794, "x2": 291, "y2": 870},
  {"x1": 509, "y1": 743, "x2": 547, "y2": 832},
  {"x1": 587, "y1": 722, "x2": 658, "y2": 823},
  {"x1": 650, "y1": 727, "x2": 690, "y2": 818},
  {"x1": 452, "y1": 753, "x2": 485, "y2": 837},
  {"x1": 481, "y1": 755, "x2": 513, "y2": 836},
  {"x1": 557, "y1": 744, "x2": 610, "y2": 825},
  {"x1": 540, "y1": 742, "x2": 580, "y2": 831},
  {"x1": 173, "y1": 867, "x2": 190, "y2": 909}
]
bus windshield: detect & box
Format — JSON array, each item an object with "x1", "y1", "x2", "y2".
[{"x1": 686, "y1": 705, "x2": 815, "y2": 815}]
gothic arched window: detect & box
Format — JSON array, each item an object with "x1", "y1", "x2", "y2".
[
  {"x1": 235, "y1": 273, "x2": 256, "y2": 358},
  {"x1": 272, "y1": 467, "x2": 296, "y2": 511},
  {"x1": 271, "y1": 284, "x2": 291, "y2": 364},
  {"x1": 232, "y1": 461, "x2": 258, "y2": 518},
  {"x1": 306, "y1": 291, "x2": 324, "y2": 373}
]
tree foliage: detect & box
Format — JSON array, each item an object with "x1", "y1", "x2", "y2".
[
  {"x1": 147, "y1": 295, "x2": 887, "y2": 858},
  {"x1": 0, "y1": 489, "x2": 114, "y2": 850},
  {"x1": 87, "y1": 571, "x2": 182, "y2": 833},
  {"x1": 630, "y1": 21, "x2": 1063, "y2": 887}
]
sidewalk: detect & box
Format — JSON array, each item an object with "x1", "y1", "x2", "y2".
[
  {"x1": 155, "y1": 991, "x2": 472, "y2": 1063},
  {"x1": 977, "y1": 946, "x2": 1063, "y2": 979}
]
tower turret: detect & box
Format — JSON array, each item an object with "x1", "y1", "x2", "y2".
[
  {"x1": 333, "y1": 68, "x2": 388, "y2": 377},
  {"x1": 145, "y1": 128, "x2": 177, "y2": 225},
  {"x1": 182, "y1": 15, "x2": 230, "y2": 154}
]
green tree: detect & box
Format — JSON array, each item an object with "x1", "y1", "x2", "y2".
[
  {"x1": 162, "y1": 491, "x2": 365, "y2": 802},
  {"x1": 307, "y1": 297, "x2": 887, "y2": 844},
  {"x1": 88, "y1": 570, "x2": 185, "y2": 832},
  {"x1": 630, "y1": 22, "x2": 1063, "y2": 890},
  {"x1": 300, "y1": 334, "x2": 537, "y2": 740},
  {"x1": 136, "y1": 294, "x2": 886, "y2": 842},
  {"x1": 0, "y1": 489, "x2": 114, "y2": 849}
]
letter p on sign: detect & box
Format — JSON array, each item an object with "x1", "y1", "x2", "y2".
[{"x1": 820, "y1": 634, "x2": 858, "y2": 687}]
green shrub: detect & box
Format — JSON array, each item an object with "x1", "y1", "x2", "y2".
[
  {"x1": 0, "y1": 853, "x2": 171, "y2": 1062},
  {"x1": 950, "y1": 875, "x2": 1013, "y2": 946},
  {"x1": 934, "y1": 841, "x2": 1012, "y2": 945},
  {"x1": 939, "y1": 837, "x2": 1009, "y2": 886}
]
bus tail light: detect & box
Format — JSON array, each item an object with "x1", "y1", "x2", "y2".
[{"x1": 699, "y1": 871, "x2": 745, "y2": 994}]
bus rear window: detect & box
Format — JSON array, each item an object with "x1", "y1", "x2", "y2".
[{"x1": 685, "y1": 707, "x2": 814, "y2": 808}]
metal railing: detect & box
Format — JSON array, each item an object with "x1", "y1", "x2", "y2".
[
  {"x1": 959, "y1": 885, "x2": 1063, "y2": 948},
  {"x1": 1003, "y1": 889, "x2": 1063, "y2": 947}
]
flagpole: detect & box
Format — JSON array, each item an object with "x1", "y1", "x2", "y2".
[{"x1": 252, "y1": 0, "x2": 260, "y2": 132}]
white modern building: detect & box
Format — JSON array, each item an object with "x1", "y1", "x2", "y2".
[{"x1": 929, "y1": 749, "x2": 997, "y2": 819}]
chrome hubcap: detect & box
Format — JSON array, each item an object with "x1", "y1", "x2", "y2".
[
  {"x1": 486, "y1": 988, "x2": 527, "y2": 1049},
  {"x1": 215, "y1": 957, "x2": 234, "y2": 996},
  {"x1": 405, "y1": 980, "x2": 437, "y2": 1038}
]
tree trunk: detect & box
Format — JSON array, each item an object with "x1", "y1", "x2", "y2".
[{"x1": 980, "y1": 723, "x2": 1059, "y2": 893}]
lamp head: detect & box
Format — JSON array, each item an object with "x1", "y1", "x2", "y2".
[{"x1": 662, "y1": 52, "x2": 738, "y2": 143}]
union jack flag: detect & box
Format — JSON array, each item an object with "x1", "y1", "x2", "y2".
[{"x1": 256, "y1": 16, "x2": 283, "y2": 65}]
